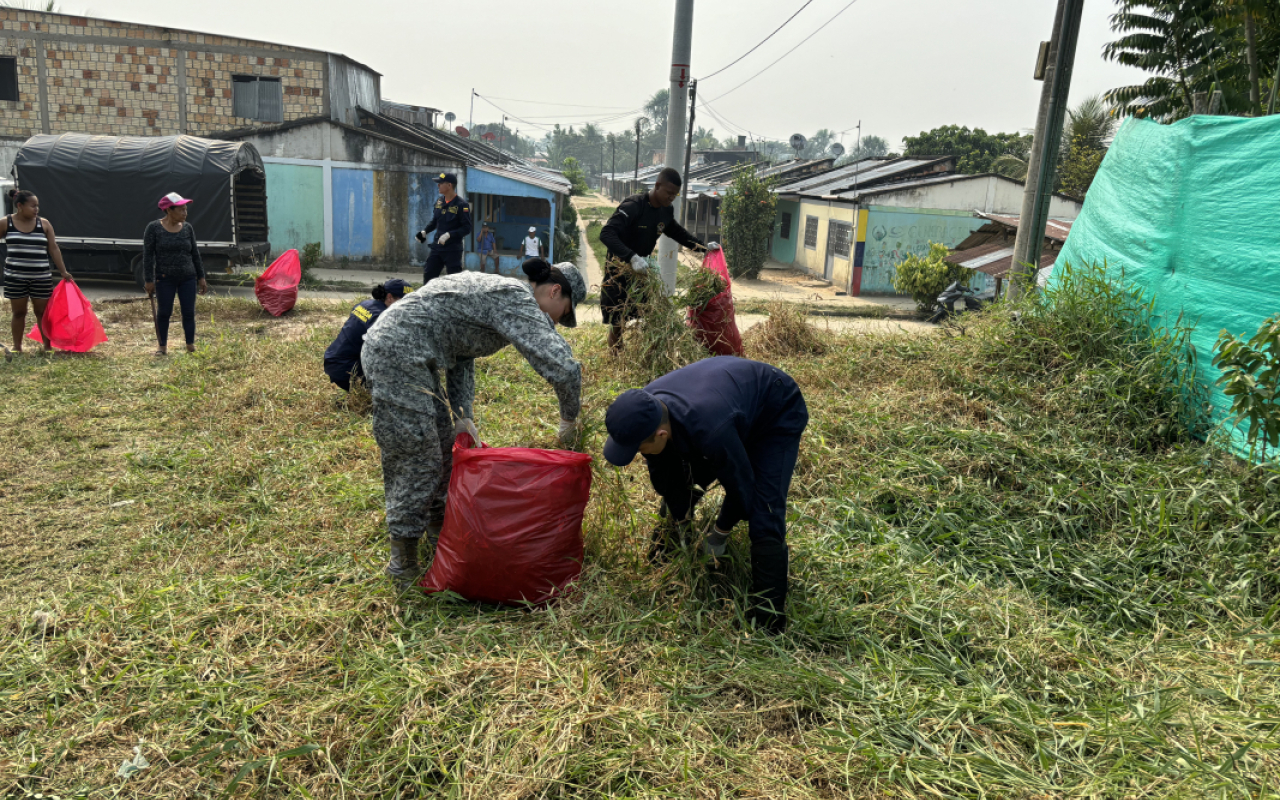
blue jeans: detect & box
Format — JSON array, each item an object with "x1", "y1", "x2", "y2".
[{"x1": 156, "y1": 276, "x2": 197, "y2": 347}]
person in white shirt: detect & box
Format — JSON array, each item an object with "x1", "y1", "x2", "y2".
[{"x1": 521, "y1": 226, "x2": 544, "y2": 261}]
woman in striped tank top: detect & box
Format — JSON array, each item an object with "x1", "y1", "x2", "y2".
[{"x1": 2, "y1": 189, "x2": 75, "y2": 353}]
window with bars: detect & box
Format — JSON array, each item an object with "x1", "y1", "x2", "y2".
[
  {"x1": 803, "y1": 216, "x2": 819, "y2": 249},
  {"x1": 0, "y1": 57, "x2": 18, "y2": 102},
  {"x1": 829, "y1": 220, "x2": 853, "y2": 259},
  {"x1": 232, "y1": 75, "x2": 283, "y2": 122},
  {"x1": 779, "y1": 212, "x2": 792, "y2": 240}
]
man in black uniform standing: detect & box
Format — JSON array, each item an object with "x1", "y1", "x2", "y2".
[
  {"x1": 415, "y1": 172, "x2": 473, "y2": 284},
  {"x1": 599, "y1": 167, "x2": 719, "y2": 352}
]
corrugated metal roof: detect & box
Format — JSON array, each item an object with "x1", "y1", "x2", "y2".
[
  {"x1": 472, "y1": 164, "x2": 570, "y2": 195},
  {"x1": 830, "y1": 171, "x2": 992, "y2": 200},
  {"x1": 945, "y1": 241, "x2": 1057, "y2": 278},
  {"x1": 974, "y1": 211, "x2": 1074, "y2": 242}
]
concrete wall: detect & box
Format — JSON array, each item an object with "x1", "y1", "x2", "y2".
[
  {"x1": 865, "y1": 174, "x2": 1081, "y2": 219},
  {"x1": 0, "y1": 8, "x2": 329, "y2": 138},
  {"x1": 771, "y1": 199, "x2": 799, "y2": 264},
  {"x1": 859, "y1": 207, "x2": 988, "y2": 294},
  {"x1": 791, "y1": 200, "x2": 859, "y2": 289}
]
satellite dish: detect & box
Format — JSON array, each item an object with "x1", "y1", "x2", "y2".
[
  {"x1": 482, "y1": 132, "x2": 497, "y2": 141},
  {"x1": 789, "y1": 133, "x2": 807, "y2": 152},
  {"x1": 445, "y1": 111, "x2": 456, "y2": 124},
  {"x1": 829, "y1": 142, "x2": 845, "y2": 157},
  {"x1": 455, "y1": 126, "x2": 471, "y2": 138}
]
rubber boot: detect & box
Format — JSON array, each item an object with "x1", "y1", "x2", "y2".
[
  {"x1": 385, "y1": 536, "x2": 422, "y2": 591},
  {"x1": 747, "y1": 540, "x2": 789, "y2": 635}
]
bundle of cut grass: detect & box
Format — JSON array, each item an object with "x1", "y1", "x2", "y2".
[
  {"x1": 744, "y1": 302, "x2": 828, "y2": 357},
  {"x1": 677, "y1": 266, "x2": 728, "y2": 311},
  {"x1": 608, "y1": 255, "x2": 706, "y2": 382}
]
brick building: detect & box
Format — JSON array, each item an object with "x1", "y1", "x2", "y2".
[{"x1": 0, "y1": 8, "x2": 386, "y2": 173}]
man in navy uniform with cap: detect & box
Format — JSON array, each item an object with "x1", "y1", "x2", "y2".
[
  {"x1": 416, "y1": 172, "x2": 473, "y2": 284},
  {"x1": 603, "y1": 356, "x2": 809, "y2": 634}
]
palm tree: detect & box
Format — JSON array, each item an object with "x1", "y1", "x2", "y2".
[{"x1": 990, "y1": 95, "x2": 1117, "y2": 183}]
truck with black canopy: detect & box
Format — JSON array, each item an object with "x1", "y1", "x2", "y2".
[{"x1": 8, "y1": 133, "x2": 269, "y2": 287}]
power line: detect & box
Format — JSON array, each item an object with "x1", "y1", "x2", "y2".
[
  {"x1": 474, "y1": 93, "x2": 646, "y2": 131},
  {"x1": 700, "y1": 0, "x2": 816, "y2": 82},
  {"x1": 474, "y1": 94, "x2": 636, "y2": 110},
  {"x1": 705, "y1": 0, "x2": 865, "y2": 103}
]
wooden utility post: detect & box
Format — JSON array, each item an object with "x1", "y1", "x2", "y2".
[
  {"x1": 681, "y1": 79, "x2": 697, "y2": 227},
  {"x1": 1008, "y1": 0, "x2": 1084, "y2": 299}
]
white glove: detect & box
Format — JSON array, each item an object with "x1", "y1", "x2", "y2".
[
  {"x1": 703, "y1": 527, "x2": 730, "y2": 558},
  {"x1": 453, "y1": 417, "x2": 478, "y2": 441},
  {"x1": 415, "y1": 230, "x2": 428, "y2": 243},
  {"x1": 629, "y1": 254, "x2": 649, "y2": 273},
  {"x1": 707, "y1": 241, "x2": 722, "y2": 251},
  {"x1": 557, "y1": 418, "x2": 578, "y2": 444},
  {"x1": 437, "y1": 232, "x2": 451, "y2": 246}
]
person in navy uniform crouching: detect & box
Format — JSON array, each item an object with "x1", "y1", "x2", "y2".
[
  {"x1": 415, "y1": 172, "x2": 473, "y2": 284},
  {"x1": 323, "y1": 279, "x2": 410, "y2": 391},
  {"x1": 603, "y1": 356, "x2": 808, "y2": 634}
]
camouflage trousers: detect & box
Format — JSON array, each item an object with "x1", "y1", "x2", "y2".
[{"x1": 370, "y1": 381, "x2": 455, "y2": 542}]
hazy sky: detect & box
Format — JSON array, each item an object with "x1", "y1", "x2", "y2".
[{"x1": 75, "y1": 0, "x2": 1147, "y2": 149}]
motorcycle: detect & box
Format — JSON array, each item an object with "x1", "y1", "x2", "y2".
[{"x1": 927, "y1": 281, "x2": 991, "y2": 324}]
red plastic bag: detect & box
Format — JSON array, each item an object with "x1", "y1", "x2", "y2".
[
  {"x1": 26, "y1": 280, "x2": 108, "y2": 352},
  {"x1": 421, "y1": 433, "x2": 593, "y2": 605},
  {"x1": 254, "y1": 249, "x2": 301, "y2": 316},
  {"x1": 686, "y1": 249, "x2": 744, "y2": 356}
]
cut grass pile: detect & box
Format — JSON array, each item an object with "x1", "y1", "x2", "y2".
[{"x1": 2, "y1": 266, "x2": 1279, "y2": 798}]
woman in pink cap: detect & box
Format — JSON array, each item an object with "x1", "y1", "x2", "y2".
[{"x1": 143, "y1": 192, "x2": 207, "y2": 355}]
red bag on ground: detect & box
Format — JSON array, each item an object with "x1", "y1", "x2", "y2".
[
  {"x1": 254, "y1": 249, "x2": 301, "y2": 316},
  {"x1": 420, "y1": 433, "x2": 593, "y2": 605},
  {"x1": 686, "y1": 249, "x2": 745, "y2": 356},
  {"x1": 26, "y1": 280, "x2": 108, "y2": 352}
]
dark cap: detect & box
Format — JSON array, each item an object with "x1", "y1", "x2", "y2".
[
  {"x1": 434, "y1": 171, "x2": 458, "y2": 186},
  {"x1": 383, "y1": 278, "x2": 411, "y2": 298},
  {"x1": 603, "y1": 389, "x2": 664, "y2": 466}
]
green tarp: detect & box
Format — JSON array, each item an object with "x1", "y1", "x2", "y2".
[{"x1": 1051, "y1": 114, "x2": 1280, "y2": 460}]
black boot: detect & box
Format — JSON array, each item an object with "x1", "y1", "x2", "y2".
[
  {"x1": 747, "y1": 541, "x2": 789, "y2": 635},
  {"x1": 385, "y1": 536, "x2": 422, "y2": 590}
]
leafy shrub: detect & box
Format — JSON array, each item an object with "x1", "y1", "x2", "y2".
[
  {"x1": 562, "y1": 157, "x2": 590, "y2": 196},
  {"x1": 891, "y1": 241, "x2": 969, "y2": 311},
  {"x1": 720, "y1": 165, "x2": 776, "y2": 280},
  {"x1": 300, "y1": 242, "x2": 323, "y2": 285},
  {"x1": 1213, "y1": 314, "x2": 1280, "y2": 462}
]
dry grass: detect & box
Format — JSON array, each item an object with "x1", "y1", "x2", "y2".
[
  {"x1": 2, "y1": 268, "x2": 1279, "y2": 798},
  {"x1": 744, "y1": 302, "x2": 828, "y2": 358}
]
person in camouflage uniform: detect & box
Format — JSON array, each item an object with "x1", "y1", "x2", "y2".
[{"x1": 362, "y1": 258, "x2": 588, "y2": 587}]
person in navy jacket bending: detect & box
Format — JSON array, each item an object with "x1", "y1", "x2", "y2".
[
  {"x1": 324, "y1": 279, "x2": 411, "y2": 391},
  {"x1": 603, "y1": 356, "x2": 809, "y2": 634}
]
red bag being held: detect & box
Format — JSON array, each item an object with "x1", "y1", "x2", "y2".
[
  {"x1": 421, "y1": 434, "x2": 593, "y2": 606},
  {"x1": 26, "y1": 280, "x2": 108, "y2": 352},
  {"x1": 255, "y1": 249, "x2": 301, "y2": 317},
  {"x1": 686, "y1": 248, "x2": 744, "y2": 357}
]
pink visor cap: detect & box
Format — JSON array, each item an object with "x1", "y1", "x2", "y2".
[{"x1": 158, "y1": 192, "x2": 193, "y2": 210}]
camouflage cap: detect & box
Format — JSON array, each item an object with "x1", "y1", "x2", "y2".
[{"x1": 553, "y1": 262, "x2": 587, "y2": 328}]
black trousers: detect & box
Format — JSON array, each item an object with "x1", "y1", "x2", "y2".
[{"x1": 423, "y1": 248, "x2": 463, "y2": 283}]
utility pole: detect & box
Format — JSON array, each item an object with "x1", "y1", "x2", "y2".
[
  {"x1": 634, "y1": 117, "x2": 644, "y2": 183},
  {"x1": 611, "y1": 134, "x2": 617, "y2": 199},
  {"x1": 680, "y1": 79, "x2": 697, "y2": 227},
  {"x1": 500, "y1": 115, "x2": 507, "y2": 154},
  {"x1": 1009, "y1": 0, "x2": 1084, "y2": 299},
  {"x1": 657, "y1": 0, "x2": 694, "y2": 292},
  {"x1": 468, "y1": 89, "x2": 475, "y2": 133}
]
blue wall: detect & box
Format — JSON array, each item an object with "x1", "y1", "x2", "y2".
[
  {"x1": 466, "y1": 167, "x2": 559, "y2": 261},
  {"x1": 860, "y1": 207, "x2": 987, "y2": 293},
  {"x1": 407, "y1": 173, "x2": 440, "y2": 264},
  {"x1": 333, "y1": 168, "x2": 374, "y2": 258}
]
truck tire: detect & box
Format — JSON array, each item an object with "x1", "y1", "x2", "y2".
[{"x1": 131, "y1": 253, "x2": 145, "y2": 291}]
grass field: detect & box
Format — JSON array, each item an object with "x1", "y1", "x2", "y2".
[{"x1": 2, "y1": 268, "x2": 1278, "y2": 799}]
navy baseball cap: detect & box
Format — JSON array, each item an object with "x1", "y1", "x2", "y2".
[
  {"x1": 603, "y1": 389, "x2": 664, "y2": 466},
  {"x1": 383, "y1": 278, "x2": 411, "y2": 298},
  {"x1": 434, "y1": 172, "x2": 458, "y2": 186}
]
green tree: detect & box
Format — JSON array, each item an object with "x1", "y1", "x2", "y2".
[
  {"x1": 720, "y1": 164, "x2": 776, "y2": 280},
  {"x1": 902, "y1": 126, "x2": 1033, "y2": 174},
  {"x1": 1103, "y1": 0, "x2": 1280, "y2": 119},
  {"x1": 561, "y1": 157, "x2": 589, "y2": 196},
  {"x1": 1057, "y1": 134, "x2": 1107, "y2": 199},
  {"x1": 991, "y1": 95, "x2": 1116, "y2": 183}
]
